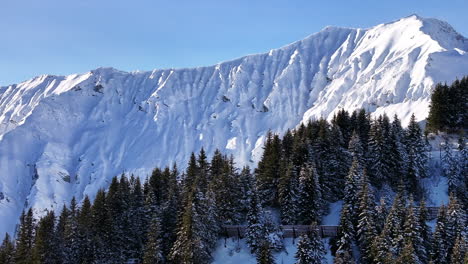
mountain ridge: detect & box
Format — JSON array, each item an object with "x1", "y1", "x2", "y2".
[{"x1": 0, "y1": 15, "x2": 467, "y2": 237}]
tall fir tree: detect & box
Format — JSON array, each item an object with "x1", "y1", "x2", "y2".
[
  {"x1": 297, "y1": 163, "x2": 323, "y2": 224},
  {"x1": 143, "y1": 212, "x2": 164, "y2": 264},
  {"x1": 405, "y1": 114, "x2": 428, "y2": 194},
  {"x1": 32, "y1": 211, "x2": 59, "y2": 264},
  {"x1": 335, "y1": 203, "x2": 355, "y2": 262},
  {"x1": 0, "y1": 233, "x2": 15, "y2": 264},
  {"x1": 296, "y1": 223, "x2": 325, "y2": 264},
  {"x1": 356, "y1": 171, "x2": 377, "y2": 263},
  {"x1": 14, "y1": 208, "x2": 35, "y2": 264}
]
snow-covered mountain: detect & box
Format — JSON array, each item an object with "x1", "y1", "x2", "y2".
[{"x1": 0, "y1": 15, "x2": 467, "y2": 237}]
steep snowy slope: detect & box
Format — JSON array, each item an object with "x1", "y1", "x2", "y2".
[{"x1": 0, "y1": 15, "x2": 467, "y2": 237}]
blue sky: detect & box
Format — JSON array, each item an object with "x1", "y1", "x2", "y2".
[{"x1": 1, "y1": 0, "x2": 467, "y2": 86}]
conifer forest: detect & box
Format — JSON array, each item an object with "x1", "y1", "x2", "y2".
[{"x1": 0, "y1": 80, "x2": 467, "y2": 264}]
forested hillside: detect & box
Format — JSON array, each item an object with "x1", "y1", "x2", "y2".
[{"x1": 1, "y1": 103, "x2": 466, "y2": 263}]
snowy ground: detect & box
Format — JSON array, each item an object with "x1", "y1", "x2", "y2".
[{"x1": 212, "y1": 237, "x2": 333, "y2": 264}]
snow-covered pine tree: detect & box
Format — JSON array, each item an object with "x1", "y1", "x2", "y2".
[
  {"x1": 160, "y1": 164, "x2": 181, "y2": 258},
  {"x1": 0, "y1": 233, "x2": 14, "y2": 264},
  {"x1": 431, "y1": 206, "x2": 448, "y2": 264},
  {"x1": 297, "y1": 163, "x2": 323, "y2": 224},
  {"x1": 14, "y1": 208, "x2": 35, "y2": 264},
  {"x1": 442, "y1": 141, "x2": 460, "y2": 194},
  {"x1": 356, "y1": 171, "x2": 377, "y2": 263},
  {"x1": 256, "y1": 131, "x2": 282, "y2": 206},
  {"x1": 128, "y1": 176, "x2": 146, "y2": 259},
  {"x1": 372, "y1": 191, "x2": 406, "y2": 262},
  {"x1": 278, "y1": 161, "x2": 300, "y2": 224},
  {"x1": 348, "y1": 130, "x2": 365, "y2": 166},
  {"x1": 90, "y1": 189, "x2": 112, "y2": 262},
  {"x1": 445, "y1": 194, "x2": 467, "y2": 256},
  {"x1": 417, "y1": 199, "x2": 432, "y2": 263},
  {"x1": 335, "y1": 203, "x2": 355, "y2": 261},
  {"x1": 374, "y1": 198, "x2": 388, "y2": 234},
  {"x1": 333, "y1": 251, "x2": 356, "y2": 264},
  {"x1": 256, "y1": 240, "x2": 275, "y2": 264},
  {"x1": 388, "y1": 115, "x2": 408, "y2": 188},
  {"x1": 63, "y1": 197, "x2": 83, "y2": 264},
  {"x1": 402, "y1": 196, "x2": 425, "y2": 263},
  {"x1": 210, "y1": 152, "x2": 242, "y2": 225},
  {"x1": 405, "y1": 114, "x2": 428, "y2": 194},
  {"x1": 343, "y1": 157, "x2": 362, "y2": 224},
  {"x1": 367, "y1": 115, "x2": 392, "y2": 188},
  {"x1": 297, "y1": 223, "x2": 326, "y2": 264},
  {"x1": 171, "y1": 169, "x2": 219, "y2": 264},
  {"x1": 397, "y1": 240, "x2": 420, "y2": 264},
  {"x1": 325, "y1": 124, "x2": 351, "y2": 198},
  {"x1": 32, "y1": 211, "x2": 59, "y2": 264},
  {"x1": 262, "y1": 210, "x2": 284, "y2": 251},
  {"x1": 245, "y1": 187, "x2": 269, "y2": 254},
  {"x1": 295, "y1": 234, "x2": 317, "y2": 264},
  {"x1": 77, "y1": 195, "x2": 93, "y2": 263},
  {"x1": 169, "y1": 190, "x2": 196, "y2": 264},
  {"x1": 456, "y1": 138, "x2": 468, "y2": 206},
  {"x1": 449, "y1": 235, "x2": 467, "y2": 264},
  {"x1": 143, "y1": 212, "x2": 164, "y2": 264},
  {"x1": 238, "y1": 166, "x2": 253, "y2": 222}
]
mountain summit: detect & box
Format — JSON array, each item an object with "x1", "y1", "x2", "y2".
[{"x1": 0, "y1": 15, "x2": 467, "y2": 237}]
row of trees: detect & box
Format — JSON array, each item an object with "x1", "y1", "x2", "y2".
[
  {"x1": 256, "y1": 110, "x2": 430, "y2": 227},
  {"x1": 426, "y1": 77, "x2": 468, "y2": 133},
  {"x1": 334, "y1": 187, "x2": 466, "y2": 264},
  {"x1": 0, "y1": 108, "x2": 466, "y2": 263}
]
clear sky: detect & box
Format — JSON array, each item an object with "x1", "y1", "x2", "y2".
[{"x1": 1, "y1": 0, "x2": 467, "y2": 86}]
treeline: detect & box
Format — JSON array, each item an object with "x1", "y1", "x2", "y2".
[
  {"x1": 332, "y1": 164, "x2": 467, "y2": 264},
  {"x1": 0, "y1": 109, "x2": 467, "y2": 264},
  {"x1": 426, "y1": 77, "x2": 468, "y2": 133}
]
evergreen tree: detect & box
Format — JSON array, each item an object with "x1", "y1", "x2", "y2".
[
  {"x1": 257, "y1": 240, "x2": 275, "y2": 264},
  {"x1": 426, "y1": 83, "x2": 449, "y2": 132},
  {"x1": 14, "y1": 208, "x2": 35, "y2": 264},
  {"x1": 238, "y1": 166, "x2": 253, "y2": 222},
  {"x1": 77, "y1": 195, "x2": 93, "y2": 263},
  {"x1": 245, "y1": 187, "x2": 269, "y2": 254},
  {"x1": 278, "y1": 161, "x2": 299, "y2": 224},
  {"x1": 388, "y1": 115, "x2": 408, "y2": 188},
  {"x1": 445, "y1": 194, "x2": 467, "y2": 257},
  {"x1": 431, "y1": 206, "x2": 449, "y2": 264},
  {"x1": 32, "y1": 211, "x2": 59, "y2": 264},
  {"x1": 143, "y1": 213, "x2": 164, "y2": 264},
  {"x1": 356, "y1": 171, "x2": 377, "y2": 263},
  {"x1": 397, "y1": 240, "x2": 420, "y2": 264},
  {"x1": 450, "y1": 235, "x2": 467, "y2": 264},
  {"x1": 333, "y1": 251, "x2": 356, "y2": 264},
  {"x1": 296, "y1": 223, "x2": 326, "y2": 264},
  {"x1": 417, "y1": 199, "x2": 432, "y2": 263},
  {"x1": 348, "y1": 131, "x2": 364, "y2": 165},
  {"x1": 402, "y1": 197, "x2": 425, "y2": 263},
  {"x1": 297, "y1": 163, "x2": 323, "y2": 224},
  {"x1": 90, "y1": 189, "x2": 111, "y2": 262},
  {"x1": 343, "y1": 157, "x2": 362, "y2": 224},
  {"x1": 0, "y1": 233, "x2": 15, "y2": 264},
  {"x1": 405, "y1": 114, "x2": 428, "y2": 194},
  {"x1": 169, "y1": 191, "x2": 196, "y2": 264},
  {"x1": 295, "y1": 235, "x2": 317, "y2": 264},
  {"x1": 335, "y1": 203, "x2": 355, "y2": 261},
  {"x1": 374, "y1": 198, "x2": 388, "y2": 234},
  {"x1": 63, "y1": 197, "x2": 82, "y2": 264},
  {"x1": 372, "y1": 191, "x2": 406, "y2": 262},
  {"x1": 256, "y1": 131, "x2": 282, "y2": 206},
  {"x1": 367, "y1": 115, "x2": 391, "y2": 187}
]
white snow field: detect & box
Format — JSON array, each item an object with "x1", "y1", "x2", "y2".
[{"x1": 0, "y1": 15, "x2": 467, "y2": 237}]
